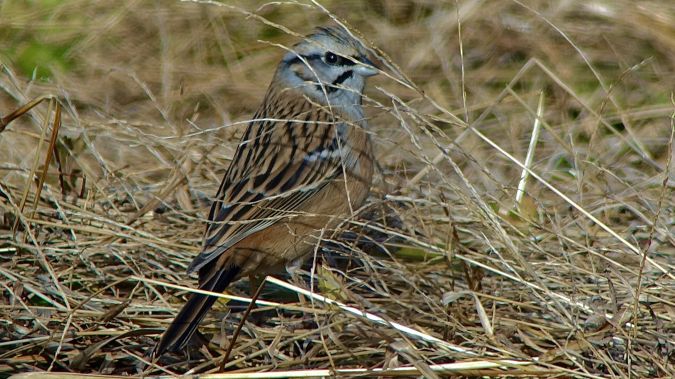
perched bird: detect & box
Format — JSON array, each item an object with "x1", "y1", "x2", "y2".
[{"x1": 153, "y1": 25, "x2": 378, "y2": 356}]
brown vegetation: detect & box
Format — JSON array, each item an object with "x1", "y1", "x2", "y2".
[{"x1": 0, "y1": 0, "x2": 673, "y2": 377}]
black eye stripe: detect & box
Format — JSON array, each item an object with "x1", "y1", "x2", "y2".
[
  {"x1": 285, "y1": 56, "x2": 302, "y2": 66},
  {"x1": 327, "y1": 52, "x2": 358, "y2": 66},
  {"x1": 341, "y1": 56, "x2": 357, "y2": 66},
  {"x1": 285, "y1": 54, "x2": 321, "y2": 66},
  {"x1": 286, "y1": 53, "x2": 358, "y2": 67}
]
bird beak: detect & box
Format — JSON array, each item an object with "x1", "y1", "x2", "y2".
[{"x1": 354, "y1": 55, "x2": 379, "y2": 77}]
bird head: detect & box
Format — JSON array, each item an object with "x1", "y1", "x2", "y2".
[{"x1": 278, "y1": 26, "x2": 378, "y2": 108}]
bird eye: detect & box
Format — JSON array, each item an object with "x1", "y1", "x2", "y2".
[{"x1": 324, "y1": 52, "x2": 339, "y2": 65}]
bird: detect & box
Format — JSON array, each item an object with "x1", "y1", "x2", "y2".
[{"x1": 153, "y1": 25, "x2": 378, "y2": 356}]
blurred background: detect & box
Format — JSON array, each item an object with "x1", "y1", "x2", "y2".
[{"x1": 0, "y1": 0, "x2": 673, "y2": 376}]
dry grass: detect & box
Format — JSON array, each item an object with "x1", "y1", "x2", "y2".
[{"x1": 1, "y1": 0, "x2": 673, "y2": 377}]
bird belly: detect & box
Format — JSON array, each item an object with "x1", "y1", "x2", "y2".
[{"x1": 231, "y1": 159, "x2": 371, "y2": 276}]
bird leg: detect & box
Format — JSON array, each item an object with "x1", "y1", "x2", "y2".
[{"x1": 219, "y1": 276, "x2": 266, "y2": 371}]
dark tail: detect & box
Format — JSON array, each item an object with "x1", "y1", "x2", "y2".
[{"x1": 152, "y1": 265, "x2": 241, "y2": 357}]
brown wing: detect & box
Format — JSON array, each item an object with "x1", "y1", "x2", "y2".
[{"x1": 186, "y1": 92, "x2": 344, "y2": 274}]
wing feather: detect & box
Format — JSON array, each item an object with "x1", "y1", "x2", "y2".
[{"x1": 187, "y1": 91, "x2": 343, "y2": 274}]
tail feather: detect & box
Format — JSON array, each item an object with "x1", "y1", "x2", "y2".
[{"x1": 153, "y1": 265, "x2": 241, "y2": 357}]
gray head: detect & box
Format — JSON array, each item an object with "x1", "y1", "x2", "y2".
[{"x1": 276, "y1": 26, "x2": 378, "y2": 109}]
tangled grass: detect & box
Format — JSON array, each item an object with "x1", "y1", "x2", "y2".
[{"x1": 0, "y1": 0, "x2": 673, "y2": 377}]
